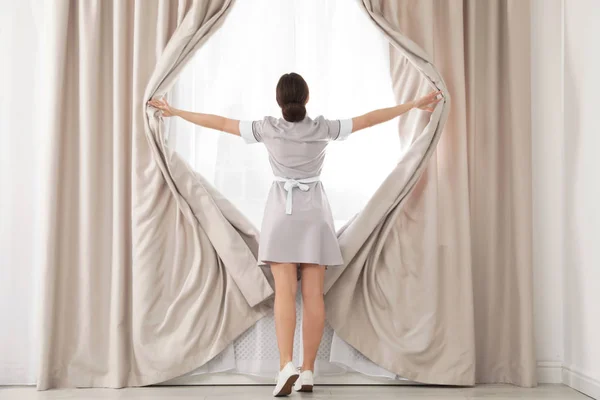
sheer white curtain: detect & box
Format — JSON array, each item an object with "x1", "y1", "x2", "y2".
[{"x1": 168, "y1": 0, "x2": 403, "y2": 380}]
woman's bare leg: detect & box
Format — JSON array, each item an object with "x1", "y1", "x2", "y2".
[
  {"x1": 299, "y1": 263, "x2": 326, "y2": 371},
  {"x1": 270, "y1": 263, "x2": 298, "y2": 370}
]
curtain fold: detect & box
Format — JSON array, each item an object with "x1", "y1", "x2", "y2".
[
  {"x1": 323, "y1": 0, "x2": 471, "y2": 386},
  {"x1": 464, "y1": 0, "x2": 535, "y2": 386},
  {"x1": 38, "y1": 0, "x2": 534, "y2": 389},
  {"x1": 38, "y1": 0, "x2": 273, "y2": 389},
  {"x1": 323, "y1": 0, "x2": 535, "y2": 387}
]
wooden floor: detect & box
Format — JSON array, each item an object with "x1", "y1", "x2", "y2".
[{"x1": 0, "y1": 384, "x2": 592, "y2": 400}]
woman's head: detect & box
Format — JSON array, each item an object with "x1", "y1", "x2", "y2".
[{"x1": 276, "y1": 72, "x2": 309, "y2": 122}]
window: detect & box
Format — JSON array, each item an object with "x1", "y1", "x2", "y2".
[{"x1": 168, "y1": 0, "x2": 400, "y2": 229}]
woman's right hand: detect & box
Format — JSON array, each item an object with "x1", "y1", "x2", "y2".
[{"x1": 413, "y1": 90, "x2": 443, "y2": 112}]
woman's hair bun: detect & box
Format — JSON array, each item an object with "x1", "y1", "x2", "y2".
[
  {"x1": 276, "y1": 73, "x2": 309, "y2": 122},
  {"x1": 281, "y1": 102, "x2": 306, "y2": 122}
]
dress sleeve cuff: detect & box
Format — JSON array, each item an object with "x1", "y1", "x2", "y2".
[
  {"x1": 337, "y1": 119, "x2": 353, "y2": 141},
  {"x1": 239, "y1": 120, "x2": 258, "y2": 144}
]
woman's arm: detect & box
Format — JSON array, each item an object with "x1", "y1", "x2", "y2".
[
  {"x1": 147, "y1": 98, "x2": 241, "y2": 136},
  {"x1": 172, "y1": 109, "x2": 241, "y2": 136},
  {"x1": 351, "y1": 90, "x2": 442, "y2": 133}
]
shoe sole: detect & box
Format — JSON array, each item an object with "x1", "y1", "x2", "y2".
[
  {"x1": 274, "y1": 374, "x2": 299, "y2": 397},
  {"x1": 296, "y1": 384, "x2": 313, "y2": 392}
]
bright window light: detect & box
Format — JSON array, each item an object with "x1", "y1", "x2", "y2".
[{"x1": 168, "y1": 0, "x2": 399, "y2": 230}]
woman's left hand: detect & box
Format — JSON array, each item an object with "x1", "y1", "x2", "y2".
[{"x1": 148, "y1": 98, "x2": 177, "y2": 117}]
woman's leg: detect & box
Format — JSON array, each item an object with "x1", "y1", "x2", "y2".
[
  {"x1": 299, "y1": 263, "x2": 326, "y2": 371},
  {"x1": 270, "y1": 263, "x2": 299, "y2": 370}
]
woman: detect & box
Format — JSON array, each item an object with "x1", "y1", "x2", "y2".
[{"x1": 148, "y1": 73, "x2": 441, "y2": 397}]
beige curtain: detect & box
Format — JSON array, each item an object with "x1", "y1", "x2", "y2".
[
  {"x1": 323, "y1": 0, "x2": 534, "y2": 387},
  {"x1": 38, "y1": 0, "x2": 534, "y2": 389},
  {"x1": 38, "y1": 0, "x2": 273, "y2": 389},
  {"x1": 464, "y1": 0, "x2": 534, "y2": 386}
]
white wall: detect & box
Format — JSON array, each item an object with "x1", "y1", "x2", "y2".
[
  {"x1": 562, "y1": 0, "x2": 600, "y2": 398},
  {"x1": 532, "y1": 0, "x2": 600, "y2": 396},
  {"x1": 0, "y1": 0, "x2": 43, "y2": 385}
]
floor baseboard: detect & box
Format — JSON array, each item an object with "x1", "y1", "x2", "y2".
[
  {"x1": 562, "y1": 365, "x2": 600, "y2": 400},
  {"x1": 537, "y1": 361, "x2": 600, "y2": 399},
  {"x1": 537, "y1": 361, "x2": 563, "y2": 384}
]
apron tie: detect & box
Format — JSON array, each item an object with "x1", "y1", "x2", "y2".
[{"x1": 274, "y1": 176, "x2": 320, "y2": 215}]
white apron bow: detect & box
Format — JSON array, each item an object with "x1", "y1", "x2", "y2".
[{"x1": 274, "y1": 176, "x2": 321, "y2": 215}]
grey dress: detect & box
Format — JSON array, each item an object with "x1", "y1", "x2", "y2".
[{"x1": 239, "y1": 115, "x2": 353, "y2": 267}]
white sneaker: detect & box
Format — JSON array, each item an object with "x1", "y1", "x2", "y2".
[
  {"x1": 293, "y1": 369, "x2": 314, "y2": 392},
  {"x1": 273, "y1": 362, "x2": 299, "y2": 397}
]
